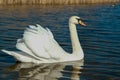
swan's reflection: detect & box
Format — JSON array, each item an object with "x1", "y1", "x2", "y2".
[{"x1": 8, "y1": 60, "x2": 84, "y2": 80}]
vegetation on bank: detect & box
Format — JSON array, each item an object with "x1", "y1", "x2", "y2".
[{"x1": 0, "y1": 0, "x2": 120, "y2": 5}]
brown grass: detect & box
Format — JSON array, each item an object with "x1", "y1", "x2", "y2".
[{"x1": 0, "y1": 0, "x2": 120, "y2": 5}]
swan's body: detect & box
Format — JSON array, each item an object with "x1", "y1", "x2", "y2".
[{"x1": 2, "y1": 16, "x2": 86, "y2": 64}]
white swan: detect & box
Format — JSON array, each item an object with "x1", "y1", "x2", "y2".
[{"x1": 1, "y1": 16, "x2": 86, "y2": 64}]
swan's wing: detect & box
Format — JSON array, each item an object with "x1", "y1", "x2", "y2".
[
  {"x1": 16, "y1": 39, "x2": 47, "y2": 60},
  {"x1": 21, "y1": 24, "x2": 66, "y2": 60}
]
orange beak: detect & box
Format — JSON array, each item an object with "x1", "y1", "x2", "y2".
[{"x1": 78, "y1": 20, "x2": 87, "y2": 26}]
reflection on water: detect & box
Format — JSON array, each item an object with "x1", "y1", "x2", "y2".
[
  {"x1": 6, "y1": 60, "x2": 83, "y2": 80},
  {"x1": 0, "y1": 4, "x2": 120, "y2": 80}
]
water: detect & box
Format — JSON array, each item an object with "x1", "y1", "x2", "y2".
[{"x1": 0, "y1": 4, "x2": 120, "y2": 80}]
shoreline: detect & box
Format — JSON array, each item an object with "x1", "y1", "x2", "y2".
[{"x1": 0, "y1": 0, "x2": 120, "y2": 5}]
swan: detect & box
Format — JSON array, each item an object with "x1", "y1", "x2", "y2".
[{"x1": 1, "y1": 16, "x2": 86, "y2": 64}]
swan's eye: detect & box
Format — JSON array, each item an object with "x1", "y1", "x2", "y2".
[{"x1": 76, "y1": 18, "x2": 81, "y2": 22}]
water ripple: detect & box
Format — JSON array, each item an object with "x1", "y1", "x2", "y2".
[{"x1": 0, "y1": 4, "x2": 120, "y2": 80}]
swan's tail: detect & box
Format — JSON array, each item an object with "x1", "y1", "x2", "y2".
[{"x1": 1, "y1": 49, "x2": 12, "y2": 55}]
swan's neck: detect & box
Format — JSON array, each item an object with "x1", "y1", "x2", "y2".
[{"x1": 69, "y1": 23, "x2": 83, "y2": 54}]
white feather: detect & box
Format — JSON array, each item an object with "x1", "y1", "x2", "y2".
[{"x1": 23, "y1": 24, "x2": 66, "y2": 60}]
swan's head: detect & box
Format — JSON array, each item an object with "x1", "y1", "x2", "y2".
[{"x1": 69, "y1": 16, "x2": 86, "y2": 26}]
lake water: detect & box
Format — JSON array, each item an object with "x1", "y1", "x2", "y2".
[{"x1": 0, "y1": 4, "x2": 120, "y2": 80}]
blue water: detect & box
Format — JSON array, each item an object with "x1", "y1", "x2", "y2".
[{"x1": 0, "y1": 4, "x2": 120, "y2": 80}]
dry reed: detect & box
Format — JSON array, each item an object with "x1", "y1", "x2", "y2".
[{"x1": 0, "y1": 0, "x2": 120, "y2": 5}]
